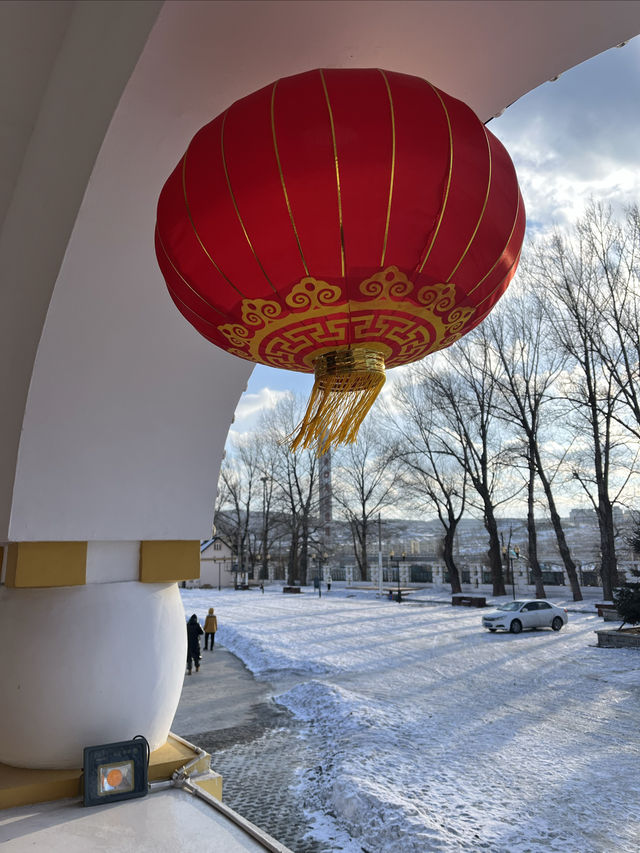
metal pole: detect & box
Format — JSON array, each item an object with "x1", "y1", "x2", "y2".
[
  {"x1": 377, "y1": 513, "x2": 383, "y2": 596},
  {"x1": 511, "y1": 555, "x2": 515, "y2": 600},
  {"x1": 261, "y1": 476, "x2": 268, "y2": 581},
  {"x1": 236, "y1": 529, "x2": 241, "y2": 589}
]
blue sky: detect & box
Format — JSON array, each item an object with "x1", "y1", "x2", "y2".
[{"x1": 230, "y1": 37, "x2": 640, "y2": 441}]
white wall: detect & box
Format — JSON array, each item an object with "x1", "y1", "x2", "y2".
[{"x1": 0, "y1": 1, "x2": 162, "y2": 539}]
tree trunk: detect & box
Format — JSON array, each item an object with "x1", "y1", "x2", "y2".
[
  {"x1": 361, "y1": 516, "x2": 369, "y2": 582},
  {"x1": 483, "y1": 497, "x2": 506, "y2": 596},
  {"x1": 287, "y1": 529, "x2": 299, "y2": 585},
  {"x1": 300, "y1": 518, "x2": 309, "y2": 586},
  {"x1": 526, "y1": 447, "x2": 545, "y2": 599},
  {"x1": 598, "y1": 494, "x2": 618, "y2": 600},
  {"x1": 350, "y1": 520, "x2": 365, "y2": 581},
  {"x1": 534, "y1": 449, "x2": 583, "y2": 601},
  {"x1": 443, "y1": 525, "x2": 462, "y2": 594}
]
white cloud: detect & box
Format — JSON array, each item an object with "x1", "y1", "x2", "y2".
[
  {"x1": 232, "y1": 386, "x2": 292, "y2": 433},
  {"x1": 490, "y1": 37, "x2": 640, "y2": 235}
]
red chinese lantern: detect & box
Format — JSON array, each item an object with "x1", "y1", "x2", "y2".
[{"x1": 155, "y1": 68, "x2": 525, "y2": 453}]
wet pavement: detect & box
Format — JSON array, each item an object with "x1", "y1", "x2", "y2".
[{"x1": 172, "y1": 646, "x2": 333, "y2": 853}]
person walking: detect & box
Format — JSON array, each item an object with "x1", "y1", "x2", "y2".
[
  {"x1": 203, "y1": 607, "x2": 218, "y2": 650},
  {"x1": 186, "y1": 613, "x2": 203, "y2": 674}
]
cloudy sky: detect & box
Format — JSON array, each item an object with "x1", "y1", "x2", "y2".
[{"x1": 228, "y1": 36, "x2": 640, "y2": 442}]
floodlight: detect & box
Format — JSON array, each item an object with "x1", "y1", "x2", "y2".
[{"x1": 83, "y1": 737, "x2": 149, "y2": 807}]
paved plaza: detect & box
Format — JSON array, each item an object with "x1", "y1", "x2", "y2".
[{"x1": 172, "y1": 645, "x2": 333, "y2": 853}]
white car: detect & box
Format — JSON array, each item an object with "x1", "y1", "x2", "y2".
[{"x1": 482, "y1": 599, "x2": 568, "y2": 634}]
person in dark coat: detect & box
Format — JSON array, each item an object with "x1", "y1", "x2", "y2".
[{"x1": 186, "y1": 613, "x2": 203, "y2": 675}]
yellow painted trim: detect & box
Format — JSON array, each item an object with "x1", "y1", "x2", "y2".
[
  {"x1": 195, "y1": 774, "x2": 223, "y2": 801},
  {"x1": 139, "y1": 540, "x2": 200, "y2": 583},
  {"x1": 0, "y1": 735, "x2": 214, "y2": 809},
  {"x1": 0, "y1": 763, "x2": 81, "y2": 810},
  {"x1": 4, "y1": 542, "x2": 87, "y2": 589},
  {"x1": 148, "y1": 733, "x2": 210, "y2": 781}
]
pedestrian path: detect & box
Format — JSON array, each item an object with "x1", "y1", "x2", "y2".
[
  {"x1": 173, "y1": 644, "x2": 282, "y2": 737},
  {"x1": 172, "y1": 645, "x2": 332, "y2": 853}
]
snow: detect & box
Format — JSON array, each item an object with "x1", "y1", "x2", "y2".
[{"x1": 181, "y1": 586, "x2": 640, "y2": 852}]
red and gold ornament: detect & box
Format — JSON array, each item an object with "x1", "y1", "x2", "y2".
[{"x1": 155, "y1": 68, "x2": 525, "y2": 453}]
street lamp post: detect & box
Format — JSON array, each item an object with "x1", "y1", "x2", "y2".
[
  {"x1": 502, "y1": 544, "x2": 520, "y2": 599},
  {"x1": 314, "y1": 552, "x2": 325, "y2": 598},
  {"x1": 377, "y1": 513, "x2": 383, "y2": 596},
  {"x1": 389, "y1": 550, "x2": 405, "y2": 602},
  {"x1": 399, "y1": 551, "x2": 406, "y2": 601},
  {"x1": 236, "y1": 529, "x2": 241, "y2": 590},
  {"x1": 260, "y1": 476, "x2": 268, "y2": 581}
]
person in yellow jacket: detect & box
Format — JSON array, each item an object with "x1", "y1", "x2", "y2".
[{"x1": 204, "y1": 607, "x2": 218, "y2": 650}]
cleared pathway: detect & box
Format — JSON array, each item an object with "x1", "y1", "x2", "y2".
[{"x1": 172, "y1": 645, "x2": 337, "y2": 853}]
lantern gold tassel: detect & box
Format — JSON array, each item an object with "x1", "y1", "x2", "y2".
[{"x1": 290, "y1": 348, "x2": 386, "y2": 455}]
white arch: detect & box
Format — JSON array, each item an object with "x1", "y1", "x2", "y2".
[
  {"x1": 3, "y1": 0, "x2": 639, "y2": 540},
  {"x1": 1, "y1": 0, "x2": 639, "y2": 770}
]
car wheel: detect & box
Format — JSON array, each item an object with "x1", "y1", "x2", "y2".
[
  {"x1": 551, "y1": 616, "x2": 563, "y2": 631},
  {"x1": 510, "y1": 619, "x2": 522, "y2": 634},
  {"x1": 489, "y1": 628, "x2": 497, "y2": 632}
]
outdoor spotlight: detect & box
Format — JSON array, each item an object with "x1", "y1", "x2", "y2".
[{"x1": 83, "y1": 737, "x2": 149, "y2": 807}]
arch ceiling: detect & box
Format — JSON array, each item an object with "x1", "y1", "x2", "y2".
[{"x1": 1, "y1": 0, "x2": 639, "y2": 540}]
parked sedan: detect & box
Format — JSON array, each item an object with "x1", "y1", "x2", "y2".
[{"x1": 482, "y1": 599, "x2": 568, "y2": 634}]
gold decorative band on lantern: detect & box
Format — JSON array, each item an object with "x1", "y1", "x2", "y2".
[{"x1": 290, "y1": 348, "x2": 386, "y2": 455}]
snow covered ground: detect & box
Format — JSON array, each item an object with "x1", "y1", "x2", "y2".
[{"x1": 180, "y1": 587, "x2": 640, "y2": 853}]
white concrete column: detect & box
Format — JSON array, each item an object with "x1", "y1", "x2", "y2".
[
  {"x1": 0, "y1": 579, "x2": 186, "y2": 770},
  {"x1": 0, "y1": 539, "x2": 198, "y2": 771}
]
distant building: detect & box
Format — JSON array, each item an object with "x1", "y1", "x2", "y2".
[
  {"x1": 570, "y1": 508, "x2": 597, "y2": 522},
  {"x1": 194, "y1": 537, "x2": 234, "y2": 589}
]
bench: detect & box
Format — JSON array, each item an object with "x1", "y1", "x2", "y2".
[
  {"x1": 596, "y1": 602, "x2": 619, "y2": 621},
  {"x1": 283, "y1": 586, "x2": 301, "y2": 594},
  {"x1": 452, "y1": 594, "x2": 487, "y2": 608},
  {"x1": 383, "y1": 587, "x2": 413, "y2": 602}
]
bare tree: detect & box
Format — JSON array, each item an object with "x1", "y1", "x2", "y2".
[
  {"x1": 404, "y1": 332, "x2": 513, "y2": 596},
  {"x1": 332, "y1": 418, "x2": 401, "y2": 581},
  {"x1": 530, "y1": 213, "x2": 635, "y2": 599},
  {"x1": 484, "y1": 289, "x2": 583, "y2": 599},
  {"x1": 392, "y1": 371, "x2": 468, "y2": 594},
  {"x1": 255, "y1": 437, "x2": 281, "y2": 580},
  {"x1": 261, "y1": 396, "x2": 320, "y2": 586},
  {"x1": 215, "y1": 434, "x2": 263, "y2": 581},
  {"x1": 578, "y1": 204, "x2": 640, "y2": 440}
]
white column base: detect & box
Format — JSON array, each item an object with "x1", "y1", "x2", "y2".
[{"x1": 0, "y1": 581, "x2": 186, "y2": 769}]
